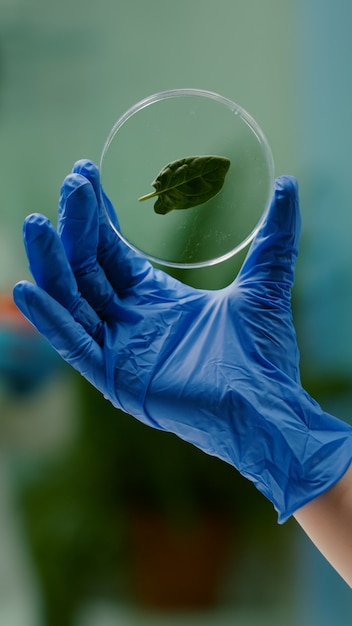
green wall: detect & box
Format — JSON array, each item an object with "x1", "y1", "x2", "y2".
[{"x1": 0, "y1": 0, "x2": 296, "y2": 288}]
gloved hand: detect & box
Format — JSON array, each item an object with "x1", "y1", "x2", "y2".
[{"x1": 13, "y1": 160, "x2": 352, "y2": 522}]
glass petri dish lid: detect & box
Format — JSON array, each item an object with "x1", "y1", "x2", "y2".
[{"x1": 100, "y1": 88, "x2": 274, "y2": 269}]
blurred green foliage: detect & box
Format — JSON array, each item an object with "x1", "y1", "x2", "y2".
[{"x1": 19, "y1": 374, "x2": 291, "y2": 625}]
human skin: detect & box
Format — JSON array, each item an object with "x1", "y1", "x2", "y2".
[{"x1": 294, "y1": 463, "x2": 352, "y2": 587}]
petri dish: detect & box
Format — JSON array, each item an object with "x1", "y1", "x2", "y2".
[{"x1": 100, "y1": 89, "x2": 274, "y2": 269}]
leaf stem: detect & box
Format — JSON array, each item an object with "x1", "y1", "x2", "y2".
[{"x1": 138, "y1": 191, "x2": 159, "y2": 202}]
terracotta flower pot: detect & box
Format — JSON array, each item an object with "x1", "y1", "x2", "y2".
[{"x1": 128, "y1": 511, "x2": 234, "y2": 610}]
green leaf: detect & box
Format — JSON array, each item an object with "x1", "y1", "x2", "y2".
[{"x1": 138, "y1": 155, "x2": 231, "y2": 215}]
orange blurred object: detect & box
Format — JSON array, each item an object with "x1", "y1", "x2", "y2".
[{"x1": 0, "y1": 293, "x2": 33, "y2": 330}]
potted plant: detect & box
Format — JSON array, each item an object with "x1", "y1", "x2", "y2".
[{"x1": 75, "y1": 378, "x2": 243, "y2": 611}]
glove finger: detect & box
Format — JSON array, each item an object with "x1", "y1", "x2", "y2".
[
  {"x1": 72, "y1": 159, "x2": 120, "y2": 230},
  {"x1": 58, "y1": 171, "x2": 120, "y2": 317},
  {"x1": 71, "y1": 160, "x2": 153, "y2": 294},
  {"x1": 238, "y1": 176, "x2": 301, "y2": 287},
  {"x1": 13, "y1": 281, "x2": 106, "y2": 392},
  {"x1": 23, "y1": 214, "x2": 104, "y2": 345},
  {"x1": 58, "y1": 170, "x2": 143, "y2": 321}
]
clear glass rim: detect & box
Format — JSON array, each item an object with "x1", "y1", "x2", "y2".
[{"x1": 100, "y1": 88, "x2": 275, "y2": 269}]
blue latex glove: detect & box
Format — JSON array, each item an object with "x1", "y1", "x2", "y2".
[{"x1": 13, "y1": 160, "x2": 352, "y2": 522}]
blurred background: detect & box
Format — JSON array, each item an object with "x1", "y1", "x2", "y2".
[{"x1": 0, "y1": 0, "x2": 351, "y2": 624}]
